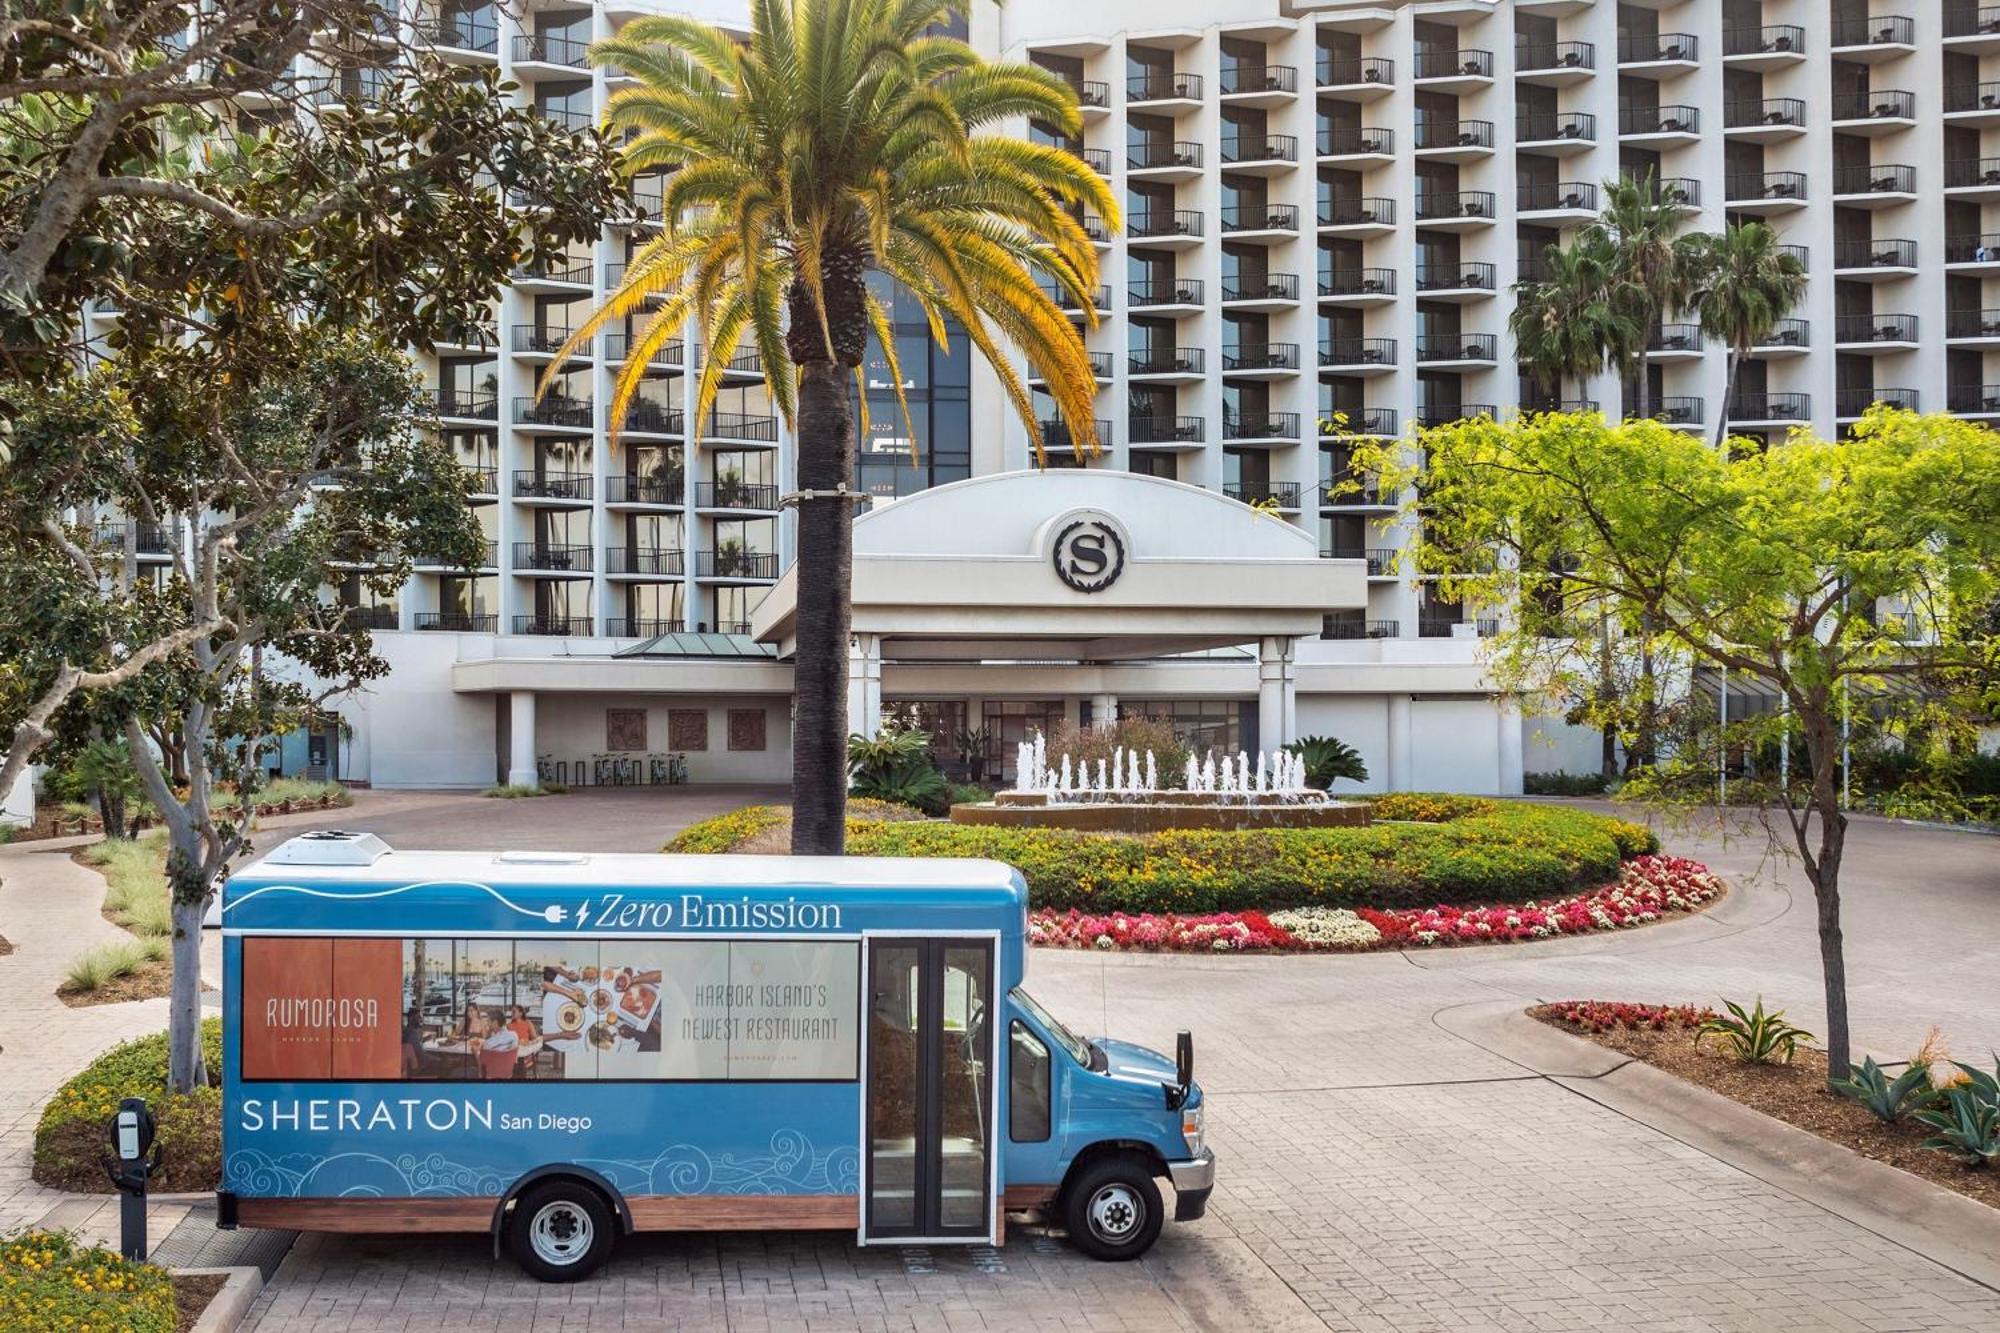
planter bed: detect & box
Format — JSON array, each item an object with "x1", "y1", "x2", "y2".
[{"x1": 1535, "y1": 1001, "x2": 2000, "y2": 1211}]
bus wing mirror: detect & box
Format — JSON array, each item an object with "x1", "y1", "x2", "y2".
[{"x1": 1164, "y1": 1030, "x2": 1194, "y2": 1109}]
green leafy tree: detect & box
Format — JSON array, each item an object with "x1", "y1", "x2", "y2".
[
  {"x1": 1360, "y1": 407, "x2": 2000, "y2": 1082},
  {"x1": 549, "y1": 0, "x2": 1117, "y2": 854},
  {"x1": 1683, "y1": 222, "x2": 1809, "y2": 445},
  {"x1": 1508, "y1": 228, "x2": 1639, "y2": 407}
]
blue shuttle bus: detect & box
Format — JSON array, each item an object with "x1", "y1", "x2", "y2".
[{"x1": 217, "y1": 831, "x2": 1213, "y2": 1280}]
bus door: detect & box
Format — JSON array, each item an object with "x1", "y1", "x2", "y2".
[{"x1": 863, "y1": 937, "x2": 995, "y2": 1242}]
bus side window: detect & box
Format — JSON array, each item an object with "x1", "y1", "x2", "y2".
[{"x1": 1009, "y1": 1021, "x2": 1051, "y2": 1142}]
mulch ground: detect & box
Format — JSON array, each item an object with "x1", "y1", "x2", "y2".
[
  {"x1": 173, "y1": 1271, "x2": 227, "y2": 1332},
  {"x1": 1534, "y1": 1009, "x2": 2000, "y2": 1211}
]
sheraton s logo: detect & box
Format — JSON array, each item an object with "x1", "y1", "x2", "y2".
[{"x1": 1050, "y1": 512, "x2": 1127, "y2": 593}]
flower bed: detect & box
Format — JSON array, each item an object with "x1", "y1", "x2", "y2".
[
  {"x1": 667, "y1": 793, "x2": 1660, "y2": 914},
  {"x1": 0, "y1": 1230, "x2": 179, "y2": 1332},
  {"x1": 34, "y1": 1020, "x2": 223, "y2": 1193},
  {"x1": 1028, "y1": 854, "x2": 1722, "y2": 953}
]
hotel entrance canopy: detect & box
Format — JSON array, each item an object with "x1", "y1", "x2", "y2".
[{"x1": 752, "y1": 470, "x2": 1362, "y2": 663}]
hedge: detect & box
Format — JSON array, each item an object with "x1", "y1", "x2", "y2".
[
  {"x1": 0, "y1": 1231, "x2": 178, "y2": 1333},
  {"x1": 666, "y1": 794, "x2": 1659, "y2": 915},
  {"x1": 34, "y1": 1019, "x2": 223, "y2": 1193}
]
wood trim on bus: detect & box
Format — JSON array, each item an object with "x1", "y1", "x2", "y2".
[{"x1": 237, "y1": 1194, "x2": 862, "y2": 1234}]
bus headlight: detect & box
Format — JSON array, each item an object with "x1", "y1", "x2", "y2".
[{"x1": 1181, "y1": 1103, "x2": 1204, "y2": 1157}]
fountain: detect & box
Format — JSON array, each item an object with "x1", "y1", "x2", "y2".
[{"x1": 950, "y1": 732, "x2": 1371, "y2": 832}]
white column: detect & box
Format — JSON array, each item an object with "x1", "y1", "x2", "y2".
[
  {"x1": 507, "y1": 690, "x2": 538, "y2": 788},
  {"x1": 1386, "y1": 692, "x2": 1413, "y2": 793},
  {"x1": 1496, "y1": 695, "x2": 1524, "y2": 796},
  {"x1": 1257, "y1": 635, "x2": 1298, "y2": 751},
  {"x1": 847, "y1": 634, "x2": 883, "y2": 739}
]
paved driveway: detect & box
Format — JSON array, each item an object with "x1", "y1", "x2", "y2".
[{"x1": 152, "y1": 792, "x2": 2000, "y2": 1329}]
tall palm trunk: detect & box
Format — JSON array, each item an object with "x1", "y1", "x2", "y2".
[{"x1": 786, "y1": 261, "x2": 867, "y2": 855}]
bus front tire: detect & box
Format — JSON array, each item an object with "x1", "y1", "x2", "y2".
[
  {"x1": 1062, "y1": 1156, "x2": 1163, "y2": 1261},
  {"x1": 507, "y1": 1180, "x2": 616, "y2": 1282}
]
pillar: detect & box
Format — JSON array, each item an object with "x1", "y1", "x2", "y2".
[
  {"x1": 1497, "y1": 695, "x2": 1524, "y2": 796},
  {"x1": 1256, "y1": 636, "x2": 1298, "y2": 752},
  {"x1": 507, "y1": 691, "x2": 538, "y2": 788},
  {"x1": 847, "y1": 634, "x2": 883, "y2": 739},
  {"x1": 1387, "y1": 693, "x2": 1413, "y2": 793}
]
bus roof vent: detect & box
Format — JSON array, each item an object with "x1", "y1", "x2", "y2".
[
  {"x1": 494, "y1": 850, "x2": 589, "y2": 866},
  {"x1": 264, "y1": 830, "x2": 393, "y2": 867}
]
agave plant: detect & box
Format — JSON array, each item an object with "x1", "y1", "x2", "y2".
[
  {"x1": 1828, "y1": 1057, "x2": 1937, "y2": 1123},
  {"x1": 1913, "y1": 1086, "x2": 2000, "y2": 1166},
  {"x1": 1695, "y1": 997, "x2": 1813, "y2": 1065},
  {"x1": 1285, "y1": 735, "x2": 1369, "y2": 789}
]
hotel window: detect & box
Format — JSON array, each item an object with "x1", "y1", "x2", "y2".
[
  {"x1": 1118, "y1": 701, "x2": 1245, "y2": 758},
  {"x1": 856, "y1": 272, "x2": 970, "y2": 499},
  {"x1": 624, "y1": 582, "x2": 684, "y2": 634},
  {"x1": 981, "y1": 701, "x2": 1067, "y2": 780},
  {"x1": 709, "y1": 584, "x2": 766, "y2": 635}
]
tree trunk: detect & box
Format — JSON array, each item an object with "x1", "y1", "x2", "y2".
[
  {"x1": 1630, "y1": 624, "x2": 1658, "y2": 771},
  {"x1": 165, "y1": 838, "x2": 211, "y2": 1092},
  {"x1": 788, "y1": 360, "x2": 858, "y2": 855},
  {"x1": 1597, "y1": 610, "x2": 1618, "y2": 778},
  {"x1": 1714, "y1": 349, "x2": 1741, "y2": 447},
  {"x1": 1793, "y1": 697, "x2": 1852, "y2": 1082}
]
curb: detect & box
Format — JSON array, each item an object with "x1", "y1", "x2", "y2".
[
  {"x1": 1438, "y1": 1001, "x2": 2000, "y2": 1293},
  {"x1": 178, "y1": 1264, "x2": 263, "y2": 1333}
]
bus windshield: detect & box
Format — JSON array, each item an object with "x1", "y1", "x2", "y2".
[{"x1": 1011, "y1": 987, "x2": 1093, "y2": 1066}]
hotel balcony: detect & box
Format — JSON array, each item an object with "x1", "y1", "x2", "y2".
[
  {"x1": 1067, "y1": 78, "x2": 1110, "y2": 113},
  {"x1": 1223, "y1": 481, "x2": 1301, "y2": 509},
  {"x1": 510, "y1": 256, "x2": 592, "y2": 292},
  {"x1": 1618, "y1": 104, "x2": 1700, "y2": 146},
  {"x1": 412, "y1": 542, "x2": 498, "y2": 571},
  {"x1": 1316, "y1": 56, "x2": 1394, "y2": 101},
  {"x1": 1724, "y1": 170, "x2": 1807, "y2": 214},
  {"x1": 1038, "y1": 418, "x2": 1114, "y2": 453},
  {"x1": 1219, "y1": 133, "x2": 1298, "y2": 172},
  {"x1": 1412, "y1": 47, "x2": 1493, "y2": 94},
  {"x1": 1127, "y1": 140, "x2": 1203, "y2": 180},
  {"x1": 512, "y1": 33, "x2": 590, "y2": 70},
  {"x1": 1221, "y1": 412, "x2": 1301, "y2": 445},
  {"x1": 1319, "y1": 267, "x2": 1396, "y2": 304},
  {"x1": 1411, "y1": 404, "x2": 1496, "y2": 428},
  {"x1": 605, "y1": 473, "x2": 684, "y2": 507},
  {"x1": 601, "y1": 332, "x2": 681, "y2": 367},
  {"x1": 695, "y1": 481, "x2": 780, "y2": 512},
  {"x1": 512, "y1": 543, "x2": 593, "y2": 575},
  {"x1": 1077, "y1": 147, "x2": 1112, "y2": 176},
  {"x1": 694, "y1": 550, "x2": 781, "y2": 580},
  {"x1": 1749, "y1": 320, "x2": 1810, "y2": 358},
  {"x1": 1515, "y1": 111, "x2": 1595, "y2": 157},
  {"x1": 1220, "y1": 203, "x2": 1300, "y2": 243},
  {"x1": 1043, "y1": 283, "x2": 1111, "y2": 316},
  {"x1": 688, "y1": 410, "x2": 780, "y2": 444},
  {"x1": 1322, "y1": 546, "x2": 1398, "y2": 577},
  {"x1": 1945, "y1": 82, "x2": 2000, "y2": 128},
  {"x1": 1316, "y1": 126, "x2": 1395, "y2": 166},
  {"x1": 1836, "y1": 388, "x2": 1917, "y2": 420},
  {"x1": 512, "y1": 470, "x2": 592, "y2": 504},
  {"x1": 1413, "y1": 262, "x2": 1496, "y2": 302},
  {"x1": 1321, "y1": 617, "x2": 1400, "y2": 641},
  {"x1": 1722, "y1": 24, "x2": 1806, "y2": 70},
  {"x1": 1218, "y1": 63, "x2": 1297, "y2": 108},
  {"x1": 1832, "y1": 165, "x2": 1916, "y2": 208},
  {"x1": 1831, "y1": 15, "x2": 1914, "y2": 62},
  {"x1": 1656, "y1": 177, "x2": 1701, "y2": 212},
  {"x1": 1219, "y1": 273, "x2": 1301, "y2": 310},
  {"x1": 1519, "y1": 397, "x2": 1600, "y2": 416},
  {"x1": 1517, "y1": 180, "x2": 1598, "y2": 222},
  {"x1": 438, "y1": 390, "x2": 498, "y2": 422},
  {"x1": 604, "y1": 547, "x2": 686, "y2": 577},
  {"x1": 513, "y1": 396, "x2": 593, "y2": 430},
  {"x1": 1647, "y1": 397, "x2": 1704, "y2": 428},
  {"x1": 1412, "y1": 119, "x2": 1494, "y2": 164},
  {"x1": 1126, "y1": 71, "x2": 1202, "y2": 111},
  {"x1": 1415, "y1": 333, "x2": 1498, "y2": 369},
  {"x1": 1725, "y1": 97, "x2": 1807, "y2": 142},
  {"x1": 1618, "y1": 32, "x2": 1698, "y2": 76},
  {"x1": 1946, "y1": 157, "x2": 2000, "y2": 201},
  {"x1": 1947, "y1": 383, "x2": 2000, "y2": 416},
  {"x1": 1128, "y1": 347, "x2": 1206, "y2": 382},
  {"x1": 603, "y1": 618, "x2": 685, "y2": 639},
  {"x1": 1946, "y1": 309, "x2": 2000, "y2": 347},
  {"x1": 1515, "y1": 40, "x2": 1594, "y2": 86},
  {"x1": 1319, "y1": 338, "x2": 1397, "y2": 374},
  {"x1": 1414, "y1": 190, "x2": 1496, "y2": 229},
  {"x1": 622, "y1": 400, "x2": 684, "y2": 438},
  {"x1": 1127, "y1": 415, "x2": 1205, "y2": 448},
  {"x1": 1647, "y1": 325, "x2": 1702, "y2": 360},
  {"x1": 1834, "y1": 313, "x2": 1918, "y2": 353},
  {"x1": 1223, "y1": 343, "x2": 1301, "y2": 376},
  {"x1": 1420, "y1": 616, "x2": 1500, "y2": 640},
  {"x1": 512, "y1": 615, "x2": 594, "y2": 636},
  {"x1": 1322, "y1": 407, "x2": 1397, "y2": 438},
  {"x1": 419, "y1": 15, "x2": 498, "y2": 58},
  {"x1": 511, "y1": 325, "x2": 583, "y2": 359},
  {"x1": 1725, "y1": 393, "x2": 1810, "y2": 427},
  {"x1": 1946, "y1": 8, "x2": 2000, "y2": 52},
  {"x1": 1834, "y1": 239, "x2": 1917, "y2": 280},
  {"x1": 1831, "y1": 89, "x2": 1915, "y2": 135},
  {"x1": 1128, "y1": 208, "x2": 1204, "y2": 247},
  {"x1": 1127, "y1": 278, "x2": 1204, "y2": 315},
  {"x1": 415, "y1": 612, "x2": 498, "y2": 632},
  {"x1": 1320, "y1": 474, "x2": 1400, "y2": 509},
  {"x1": 1318, "y1": 196, "x2": 1396, "y2": 234},
  {"x1": 461, "y1": 467, "x2": 500, "y2": 498},
  {"x1": 1947, "y1": 234, "x2": 2000, "y2": 272}
]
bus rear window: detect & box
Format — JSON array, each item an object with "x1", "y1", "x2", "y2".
[{"x1": 240, "y1": 936, "x2": 860, "y2": 1083}]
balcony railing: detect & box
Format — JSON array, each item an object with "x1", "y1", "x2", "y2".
[
  {"x1": 1947, "y1": 82, "x2": 2000, "y2": 114},
  {"x1": 1078, "y1": 147, "x2": 1111, "y2": 175},
  {"x1": 514, "y1": 615, "x2": 594, "y2": 636},
  {"x1": 1411, "y1": 404, "x2": 1496, "y2": 428},
  {"x1": 1948, "y1": 157, "x2": 2000, "y2": 188},
  {"x1": 1835, "y1": 239, "x2": 1916, "y2": 269},
  {"x1": 1416, "y1": 333, "x2": 1497, "y2": 362},
  {"x1": 696, "y1": 550, "x2": 780, "y2": 579},
  {"x1": 1725, "y1": 171, "x2": 1807, "y2": 202},
  {"x1": 1320, "y1": 267, "x2": 1396, "y2": 297},
  {"x1": 1320, "y1": 338, "x2": 1397, "y2": 367},
  {"x1": 1947, "y1": 233, "x2": 2000, "y2": 263},
  {"x1": 1648, "y1": 397, "x2": 1704, "y2": 426},
  {"x1": 604, "y1": 547, "x2": 685, "y2": 576},
  {"x1": 1319, "y1": 196, "x2": 1395, "y2": 226},
  {"x1": 605, "y1": 473, "x2": 684, "y2": 505},
  {"x1": 1420, "y1": 617, "x2": 1500, "y2": 639},
  {"x1": 1835, "y1": 313, "x2": 1917, "y2": 343},
  {"x1": 1726, "y1": 392, "x2": 1810, "y2": 420},
  {"x1": 1413, "y1": 119, "x2": 1494, "y2": 150},
  {"x1": 1321, "y1": 617, "x2": 1400, "y2": 641},
  {"x1": 1519, "y1": 181, "x2": 1599, "y2": 213},
  {"x1": 1520, "y1": 397, "x2": 1601, "y2": 415},
  {"x1": 1128, "y1": 140, "x2": 1203, "y2": 170},
  {"x1": 1832, "y1": 90, "x2": 1915, "y2": 121},
  {"x1": 1726, "y1": 97, "x2": 1807, "y2": 130},
  {"x1": 1044, "y1": 282, "x2": 1111, "y2": 313},
  {"x1": 603, "y1": 617, "x2": 685, "y2": 638},
  {"x1": 413, "y1": 541, "x2": 498, "y2": 569},
  {"x1": 1619, "y1": 33, "x2": 1698, "y2": 63},
  {"x1": 1128, "y1": 415, "x2": 1204, "y2": 444},
  {"x1": 1219, "y1": 273, "x2": 1300, "y2": 303},
  {"x1": 511, "y1": 325, "x2": 578, "y2": 355},
  {"x1": 1223, "y1": 481, "x2": 1301, "y2": 507},
  {"x1": 1127, "y1": 71, "x2": 1201, "y2": 101},
  {"x1": 621, "y1": 400, "x2": 682, "y2": 436},
  {"x1": 1619, "y1": 104, "x2": 1700, "y2": 135},
  {"x1": 1223, "y1": 343, "x2": 1301, "y2": 372},
  {"x1": 1069, "y1": 78, "x2": 1109, "y2": 109},
  {"x1": 1321, "y1": 547, "x2": 1398, "y2": 575},
  {"x1": 1833, "y1": 164, "x2": 1915, "y2": 196},
  {"x1": 1129, "y1": 348, "x2": 1204, "y2": 375},
  {"x1": 1128, "y1": 209, "x2": 1203, "y2": 241},
  {"x1": 1516, "y1": 111, "x2": 1595, "y2": 143},
  {"x1": 1753, "y1": 320, "x2": 1810, "y2": 350},
  {"x1": 1038, "y1": 418, "x2": 1113, "y2": 451},
  {"x1": 437, "y1": 391, "x2": 497, "y2": 420},
  {"x1": 1222, "y1": 412, "x2": 1300, "y2": 440},
  {"x1": 461, "y1": 467, "x2": 499, "y2": 495},
  {"x1": 421, "y1": 16, "x2": 498, "y2": 53},
  {"x1": 1948, "y1": 308, "x2": 2000, "y2": 338},
  {"x1": 1415, "y1": 262, "x2": 1495, "y2": 293},
  {"x1": 1413, "y1": 47, "x2": 1492, "y2": 80},
  {"x1": 692, "y1": 410, "x2": 780, "y2": 442},
  {"x1": 416, "y1": 612, "x2": 497, "y2": 633},
  {"x1": 513, "y1": 395, "x2": 593, "y2": 428},
  {"x1": 1219, "y1": 64, "x2": 1297, "y2": 96},
  {"x1": 1317, "y1": 126, "x2": 1394, "y2": 156},
  {"x1": 600, "y1": 332, "x2": 682, "y2": 366},
  {"x1": 1836, "y1": 388, "x2": 1918, "y2": 417},
  {"x1": 1323, "y1": 407, "x2": 1397, "y2": 436},
  {"x1": 1320, "y1": 474, "x2": 1400, "y2": 506},
  {"x1": 1947, "y1": 7, "x2": 2000, "y2": 39},
  {"x1": 1128, "y1": 278, "x2": 1204, "y2": 307},
  {"x1": 1655, "y1": 176, "x2": 1700, "y2": 207},
  {"x1": 1832, "y1": 15, "x2": 1913, "y2": 48},
  {"x1": 513, "y1": 469, "x2": 592, "y2": 501},
  {"x1": 512, "y1": 542, "x2": 593, "y2": 573},
  {"x1": 1318, "y1": 56, "x2": 1393, "y2": 87},
  {"x1": 1516, "y1": 40, "x2": 1594, "y2": 72},
  {"x1": 1948, "y1": 383, "x2": 2000, "y2": 413},
  {"x1": 696, "y1": 481, "x2": 780, "y2": 510},
  {"x1": 1724, "y1": 24, "x2": 1805, "y2": 57},
  {"x1": 94, "y1": 521, "x2": 171, "y2": 555},
  {"x1": 1219, "y1": 133, "x2": 1297, "y2": 164},
  {"x1": 1220, "y1": 203, "x2": 1299, "y2": 233},
  {"x1": 1414, "y1": 189, "x2": 1495, "y2": 220},
  {"x1": 514, "y1": 33, "x2": 589, "y2": 66},
  {"x1": 535, "y1": 104, "x2": 593, "y2": 133}
]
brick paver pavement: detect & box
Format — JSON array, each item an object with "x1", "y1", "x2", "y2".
[{"x1": 6, "y1": 790, "x2": 1994, "y2": 1330}]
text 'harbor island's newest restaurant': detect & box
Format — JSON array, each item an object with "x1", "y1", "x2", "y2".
[{"x1": 227, "y1": 0, "x2": 1979, "y2": 795}]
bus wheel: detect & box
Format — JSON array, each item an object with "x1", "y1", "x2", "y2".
[
  {"x1": 507, "y1": 1180, "x2": 615, "y2": 1282},
  {"x1": 1062, "y1": 1156, "x2": 1163, "y2": 1261}
]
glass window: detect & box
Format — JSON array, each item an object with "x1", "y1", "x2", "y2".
[{"x1": 1009, "y1": 1021, "x2": 1051, "y2": 1142}]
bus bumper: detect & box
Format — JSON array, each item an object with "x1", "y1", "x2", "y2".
[{"x1": 1168, "y1": 1150, "x2": 1215, "y2": 1221}]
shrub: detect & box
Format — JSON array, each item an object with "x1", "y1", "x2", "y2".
[
  {"x1": 1913, "y1": 1086, "x2": 2000, "y2": 1166},
  {"x1": 481, "y1": 783, "x2": 557, "y2": 799},
  {"x1": 1830, "y1": 1057, "x2": 1939, "y2": 1123},
  {"x1": 84, "y1": 834, "x2": 171, "y2": 938},
  {"x1": 1524, "y1": 770, "x2": 1613, "y2": 796},
  {"x1": 0, "y1": 1230, "x2": 178, "y2": 1333},
  {"x1": 1285, "y1": 735, "x2": 1368, "y2": 788},
  {"x1": 1041, "y1": 716, "x2": 1191, "y2": 787},
  {"x1": 848, "y1": 727, "x2": 950, "y2": 814},
  {"x1": 61, "y1": 940, "x2": 155, "y2": 993},
  {"x1": 1543, "y1": 1000, "x2": 1718, "y2": 1033},
  {"x1": 34, "y1": 1020, "x2": 224, "y2": 1193},
  {"x1": 1696, "y1": 997, "x2": 1813, "y2": 1064},
  {"x1": 669, "y1": 796, "x2": 1663, "y2": 914}
]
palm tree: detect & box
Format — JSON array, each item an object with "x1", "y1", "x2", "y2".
[
  {"x1": 549, "y1": 0, "x2": 1115, "y2": 853},
  {"x1": 1596, "y1": 171, "x2": 1695, "y2": 422},
  {"x1": 1684, "y1": 222, "x2": 1809, "y2": 445},
  {"x1": 1508, "y1": 229, "x2": 1639, "y2": 409}
]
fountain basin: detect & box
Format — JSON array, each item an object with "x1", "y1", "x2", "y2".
[{"x1": 951, "y1": 791, "x2": 1372, "y2": 834}]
